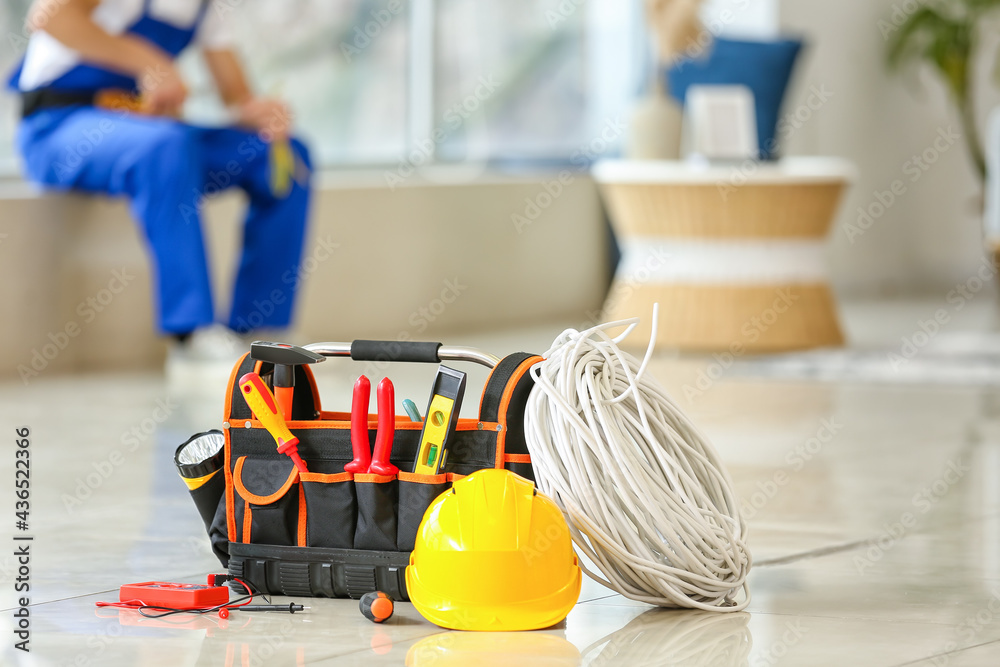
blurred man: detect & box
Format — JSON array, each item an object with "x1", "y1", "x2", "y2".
[{"x1": 10, "y1": 0, "x2": 311, "y2": 359}]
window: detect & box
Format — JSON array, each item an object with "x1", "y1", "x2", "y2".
[
  {"x1": 0, "y1": 0, "x2": 642, "y2": 175},
  {"x1": 0, "y1": 1, "x2": 33, "y2": 174}
]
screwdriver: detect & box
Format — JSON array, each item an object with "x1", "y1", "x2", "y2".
[
  {"x1": 402, "y1": 399, "x2": 421, "y2": 422},
  {"x1": 239, "y1": 372, "x2": 308, "y2": 472},
  {"x1": 237, "y1": 603, "x2": 307, "y2": 613}
]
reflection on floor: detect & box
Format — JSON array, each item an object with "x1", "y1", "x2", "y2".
[{"x1": 1, "y1": 299, "x2": 1000, "y2": 666}]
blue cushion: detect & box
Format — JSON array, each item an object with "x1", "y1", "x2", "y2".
[{"x1": 668, "y1": 37, "x2": 803, "y2": 160}]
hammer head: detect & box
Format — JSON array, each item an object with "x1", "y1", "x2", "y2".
[{"x1": 249, "y1": 341, "x2": 326, "y2": 367}]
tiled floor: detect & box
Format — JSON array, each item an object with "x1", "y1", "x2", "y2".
[{"x1": 2, "y1": 299, "x2": 1000, "y2": 665}]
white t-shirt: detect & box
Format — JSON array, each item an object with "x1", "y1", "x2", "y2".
[{"x1": 18, "y1": 0, "x2": 234, "y2": 91}]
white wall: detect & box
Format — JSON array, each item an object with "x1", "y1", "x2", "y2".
[
  {"x1": 702, "y1": 0, "x2": 779, "y2": 38},
  {"x1": 778, "y1": 0, "x2": 997, "y2": 295},
  {"x1": 698, "y1": 0, "x2": 995, "y2": 294}
]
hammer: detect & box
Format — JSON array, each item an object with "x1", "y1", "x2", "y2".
[{"x1": 249, "y1": 342, "x2": 325, "y2": 420}]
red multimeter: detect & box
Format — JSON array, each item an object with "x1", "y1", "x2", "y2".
[{"x1": 119, "y1": 581, "x2": 229, "y2": 609}]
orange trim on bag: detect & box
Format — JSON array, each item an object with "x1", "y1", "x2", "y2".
[
  {"x1": 242, "y1": 500, "x2": 252, "y2": 543},
  {"x1": 353, "y1": 473, "x2": 396, "y2": 484},
  {"x1": 397, "y1": 471, "x2": 449, "y2": 484},
  {"x1": 505, "y1": 453, "x2": 532, "y2": 464},
  {"x1": 303, "y1": 413, "x2": 495, "y2": 432},
  {"x1": 224, "y1": 352, "x2": 249, "y2": 422},
  {"x1": 446, "y1": 473, "x2": 466, "y2": 483},
  {"x1": 239, "y1": 418, "x2": 340, "y2": 430},
  {"x1": 224, "y1": 426, "x2": 237, "y2": 544},
  {"x1": 248, "y1": 417, "x2": 426, "y2": 431},
  {"x1": 495, "y1": 356, "x2": 543, "y2": 468},
  {"x1": 371, "y1": 419, "x2": 423, "y2": 430},
  {"x1": 225, "y1": 353, "x2": 250, "y2": 544},
  {"x1": 299, "y1": 471, "x2": 352, "y2": 483},
  {"x1": 233, "y1": 456, "x2": 300, "y2": 505},
  {"x1": 297, "y1": 486, "x2": 307, "y2": 547}
]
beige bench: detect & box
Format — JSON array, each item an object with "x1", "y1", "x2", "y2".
[{"x1": 0, "y1": 171, "x2": 609, "y2": 379}]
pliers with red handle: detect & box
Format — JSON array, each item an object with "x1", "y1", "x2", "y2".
[{"x1": 345, "y1": 375, "x2": 399, "y2": 476}]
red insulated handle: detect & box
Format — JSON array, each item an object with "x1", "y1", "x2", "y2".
[
  {"x1": 345, "y1": 376, "x2": 372, "y2": 474},
  {"x1": 368, "y1": 378, "x2": 398, "y2": 476}
]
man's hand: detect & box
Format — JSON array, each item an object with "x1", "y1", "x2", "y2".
[
  {"x1": 202, "y1": 49, "x2": 291, "y2": 141},
  {"x1": 139, "y1": 59, "x2": 188, "y2": 116},
  {"x1": 236, "y1": 97, "x2": 293, "y2": 142}
]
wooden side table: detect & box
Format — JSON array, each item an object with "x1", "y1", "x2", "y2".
[{"x1": 593, "y1": 158, "x2": 855, "y2": 352}]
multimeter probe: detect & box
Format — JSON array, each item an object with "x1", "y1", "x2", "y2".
[{"x1": 96, "y1": 576, "x2": 306, "y2": 618}]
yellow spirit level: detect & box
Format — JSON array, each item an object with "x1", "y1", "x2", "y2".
[{"x1": 412, "y1": 366, "x2": 466, "y2": 475}]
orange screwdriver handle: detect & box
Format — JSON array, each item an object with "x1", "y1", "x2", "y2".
[
  {"x1": 368, "y1": 377, "x2": 398, "y2": 476},
  {"x1": 345, "y1": 375, "x2": 372, "y2": 474},
  {"x1": 239, "y1": 372, "x2": 308, "y2": 472}
]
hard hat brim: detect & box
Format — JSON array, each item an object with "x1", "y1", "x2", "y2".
[{"x1": 406, "y1": 565, "x2": 582, "y2": 632}]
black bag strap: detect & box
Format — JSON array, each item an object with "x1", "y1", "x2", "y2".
[
  {"x1": 479, "y1": 353, "x2": 536, "y2": 421},
  {"x1": 479, "y1": 353, "x2": 542, "y2": 477}
]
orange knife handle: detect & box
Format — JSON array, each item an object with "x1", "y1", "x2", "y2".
[
  {"x1": 274, "y1": 385, "x2": 294, "y2": 421},
  {"x1": 239, "y1": 373, "x2": 305, "y2": 471},
  {"x1": 368, "y1": 377, "x2": 398, "y2": 476}
]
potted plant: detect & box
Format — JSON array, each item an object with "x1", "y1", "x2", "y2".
[
  {"x1": 888, "y1": 0, "x2": 1000, "y2": 269},
  {"x1": 886, "y1": 0, "x2": 1000, "y2": 181}
]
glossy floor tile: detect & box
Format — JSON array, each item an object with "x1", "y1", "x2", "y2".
[{"x1": 3, "y1": 299, "x2": 1000, "y2": 665}]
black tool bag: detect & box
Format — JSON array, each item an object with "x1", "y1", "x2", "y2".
[{"x1": 198, "y1": 340, "x2": 540, "y2": 601}]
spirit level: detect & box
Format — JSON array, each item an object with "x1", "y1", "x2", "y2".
[{"x1": 412, "y1": 366, "x2": 466, "y2": 475}]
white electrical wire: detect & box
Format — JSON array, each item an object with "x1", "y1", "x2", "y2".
[{"x1": 524, "y1": 306, "x2": 751, "y2": 611}]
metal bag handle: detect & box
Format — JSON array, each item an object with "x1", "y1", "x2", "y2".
[{"x1": 303, "y1": 340, "x2": 499, "y2": 369}]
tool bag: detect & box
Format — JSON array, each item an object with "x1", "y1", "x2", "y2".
[{"x1": 201, "y1": 340, "x2": 541, "y2": 601}]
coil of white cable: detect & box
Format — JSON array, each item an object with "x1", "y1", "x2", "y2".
[{"x1": 524, "y1": 308, "x2": 751, "y2": 611}]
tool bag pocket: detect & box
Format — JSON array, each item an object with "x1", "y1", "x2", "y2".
[
  {"x1": 353, "y1": 474, "x2": 399, "y2": 551},
  {"x1": 232, "y1": 456, "x2": 299, "y2": 546},
  {"x1": 299, "y1": 472, "x2": 356, "y2": 549},
  {"x1": 396, "y1": 472, "x2": 455, "y2": 551}
]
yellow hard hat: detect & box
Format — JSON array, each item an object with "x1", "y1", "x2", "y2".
[{"x1": 406, "y1": 469, "x2": 582, "y2": 631}]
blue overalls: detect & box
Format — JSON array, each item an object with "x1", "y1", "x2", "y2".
[{"x1": 11, "y1": 0, "x2": 311, "y2": 335}]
